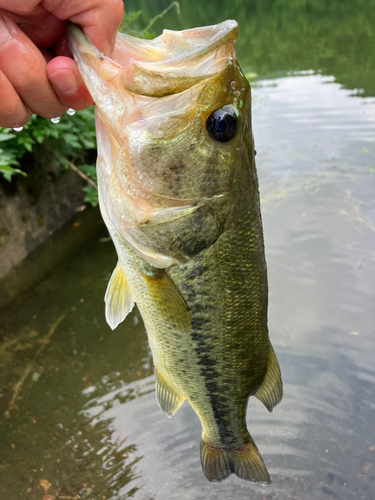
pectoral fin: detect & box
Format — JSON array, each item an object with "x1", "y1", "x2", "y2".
[
  {"x1": 254, "y1": 343, "x2": 283, "y2": 412},
  {"x1": 129, "y1": 239, "x2": 179, "y2": 268},
  {"x1": 155, "y1": 367, "x2": 185, "y2": 417},
  {"x1": 105, "y1": 262, "x2": 134, "y2": 330},
  {"x1": 137, "y1": 205, "x2": 199, "y2": 227},
  {"x1": 143, "y1": 269, "x2": 191, "y2": 330}
]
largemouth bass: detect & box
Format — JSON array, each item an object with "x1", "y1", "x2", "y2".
[{"x1": 68, "y1": 20, "x2": 282, "y2": 484}]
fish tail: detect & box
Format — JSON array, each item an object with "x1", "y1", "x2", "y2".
[{"x1": 200, "y1": 437, "x2": 271, "y2": 484}]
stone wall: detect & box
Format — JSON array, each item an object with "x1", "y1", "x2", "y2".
[{"x1": 0, "y1": 147, "x2": 85, "y2": 280}]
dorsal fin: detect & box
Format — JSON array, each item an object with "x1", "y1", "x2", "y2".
[
  {"x1": 254, "y1": 343, "x2": 283, "y2": 412},
  {"x1": 104, "y1": 262, "x2": 134, "y2": 330}
]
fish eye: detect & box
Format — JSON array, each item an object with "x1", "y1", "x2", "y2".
[{"x1": 206, "y1": 106, "x2": 237, "y2": 143}]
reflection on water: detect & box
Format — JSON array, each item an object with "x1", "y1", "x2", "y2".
[{"x1": 1, "y1": 3, "x2": 375, "y2": 500}]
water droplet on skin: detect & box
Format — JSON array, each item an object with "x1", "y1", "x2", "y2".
[
  {"x1": 66, "y1": 108, "x2": 76, "y2": 116},
  {"x1": 51, "y1": 117, "x2": 60, "y2": 124},
  {"x1": 13, "y1": 126, "x2": 23, "y2": 132}
]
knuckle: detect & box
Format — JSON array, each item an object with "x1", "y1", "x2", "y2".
[
  {"x1": 0, "y1": 106, "x2": 31, "y2": 128},
  {"x1": 13, "y1": 59, "x2": 45, "y2": 89},
  {"x1": 11, "y1": 1, "x2": 38, "y2": 14},
  {"x1": 2, "y1": 99, "x2": 20, "y2": 118},
  {"x1": 37, "y1": 104, "x2": 67, "y2": 120},
  {"x1": 114, "y1": 0, "x2": 125, "y2": 18}
]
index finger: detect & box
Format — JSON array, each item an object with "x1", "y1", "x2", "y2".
[
  {"x1": 0, "y1": 0, "x2": 124, "y2": 55},
  {"x1": 44, "y1": 0, "x2": 124, "y2": 55}
]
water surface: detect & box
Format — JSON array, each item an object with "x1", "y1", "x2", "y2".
[{"x1": 1, "y1": 2, "x2": 374, "y2": 499}]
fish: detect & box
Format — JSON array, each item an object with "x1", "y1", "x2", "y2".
[{"x1": 68, "y1": 20, "x2": 283, "y2": 484}]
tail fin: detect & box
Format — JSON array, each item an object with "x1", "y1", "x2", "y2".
[{"x1": 200, "y1": 438, "x2": 271, "y2": 484}]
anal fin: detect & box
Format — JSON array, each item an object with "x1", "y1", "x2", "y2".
[
  {"x1": 255, "y1": 343, "x2": 283, "y2": 412},
  {"x1": 200, "y1": 435, "x2": 271, "y2": 484},
  {"x1": 155, "y1": 367, "x2": 185, "y2": 418},
  {"x1": 105, "y1": 262, "x2": 134, "y2": 330}
]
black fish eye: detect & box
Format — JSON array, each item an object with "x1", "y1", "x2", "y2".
[{"x1": 206, "y1": 106, "x2": 237, "y2": 143}]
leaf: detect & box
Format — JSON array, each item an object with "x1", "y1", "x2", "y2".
[
  {"x1": 78, "y1": 164, "x2": 97, "y2": 182},
  {"x1": 0, "y1": 132, "x2": 16, "y2": 142},
  {"x1": 119, "y1": 10, "x2": 143, "y2": 32},
  {"x1": 39, "y1": 479, "x2": 52, "y2": 493},
  {"x1": 0, "y1": 165, "x2": 26, "y2": 182},
  {"x1": 82, "y1": 185, "x2": 99, "y2": 207}
]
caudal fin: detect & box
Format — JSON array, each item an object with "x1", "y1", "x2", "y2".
[{"x1": 200, "y1": 437, "x2": 271, "y2": 484}]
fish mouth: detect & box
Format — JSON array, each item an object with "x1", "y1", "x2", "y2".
[{"x1": 68, "y1": 20, "x2": 238, "y2": 97}]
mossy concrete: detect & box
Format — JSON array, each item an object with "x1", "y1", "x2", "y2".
[{"x1": 0, "y1": 148, "x2": 86, "y2": 280}]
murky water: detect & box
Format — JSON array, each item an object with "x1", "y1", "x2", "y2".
[{"x1": 1, "y1": 1, "x2": 375, "y2": 499}]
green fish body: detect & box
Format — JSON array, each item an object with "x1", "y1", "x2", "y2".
[{"x1": 69, "y1": 20, "x2": 282, "y2": 483}]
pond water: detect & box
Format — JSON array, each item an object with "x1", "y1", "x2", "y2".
[{"x1": 1, "y1": 1, "x2": 375, "y2": 499}]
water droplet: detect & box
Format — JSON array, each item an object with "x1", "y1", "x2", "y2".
[
  {"x1": 13, "y1": 126, "x2": 23, "y2": 132},
  {"x1": 66, "y1": 108, "x2": 76, "y2": 116},
  {"x1": 51, "y1": 117, "x2": 60, "y2": 124}
]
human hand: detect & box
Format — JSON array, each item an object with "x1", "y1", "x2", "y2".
[{"x1": 0, "y1": 0, "x2": 124, "y2": 128}]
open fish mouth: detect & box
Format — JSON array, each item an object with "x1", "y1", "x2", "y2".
[{"x1": 68, "y1": 20, "x2": 238, "y2": 97}]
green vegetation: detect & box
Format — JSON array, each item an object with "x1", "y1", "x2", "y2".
[
  {"x1": 0, "y1": 107, "x2": 99, "y2": 212},
  {"x1": 0, "y1": 108, "x2": 96, "y2": 175},
  {"x1": 120, "y1": 2, "x2": 180, "y2": 38},
  {"x1": 0, "y1": 107, "x2": 99, "y2": 205}
]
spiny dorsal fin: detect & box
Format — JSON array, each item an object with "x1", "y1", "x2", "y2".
[
  {"x1": 143, "y1": 269, "x2": 191, "y2": 331},
  {"x1": 104, "y1": 262, "x2": 134, "y2": 330},
  {"x1": 254, "y1": 343, "x2": 283, "y2": 412},
  {"x1": 155, "y1": 367, "x2": 185, "y2": 418},
  {"x1": 200, "y1": 435, "x2": 271, "y2": 484}
]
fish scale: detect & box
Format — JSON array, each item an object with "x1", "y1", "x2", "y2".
[{"x1": 68, "y1": 19, "x2": 282, "y2": 484}]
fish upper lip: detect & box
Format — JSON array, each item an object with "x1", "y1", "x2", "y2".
[
  {"x1": 67, "y1": 22, "x2": 101, "y2": 59},
  {"x1": 68, "y1": 20, "x2": 239, "y2": 90},
  {"x1": 114, "y1": 20, "x2": 239, "y2": 67}
]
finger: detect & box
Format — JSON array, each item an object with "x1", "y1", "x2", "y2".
[
  {"x1": 44, "y1": 0, "x2": 124, "y2": 55},
  {"x1": 47, "y1": 56, "x2": 93, "y2": 110},
  {"x1": 0, "y1": 1, "x2": 65, "y2": 48},
  {"x1": 0, "y1": 70, "x2": 32, "y2": 128},
  {"x1": 2, "y1": 7, "x2": 65, "y2": 47},
  {"x1": 0, "y1": 1, "x2": 124, "y2": 54},
  {"x1": 0, "y1": 1, "x2": 40, "y2": 12},
  {"x1": 0, "y1": 11, "x2": 67, "y2": 119}
]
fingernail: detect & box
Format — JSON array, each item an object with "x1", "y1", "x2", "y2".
[{"x1": 48, "y1": 70, "x2": 78, "y2": 95}]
